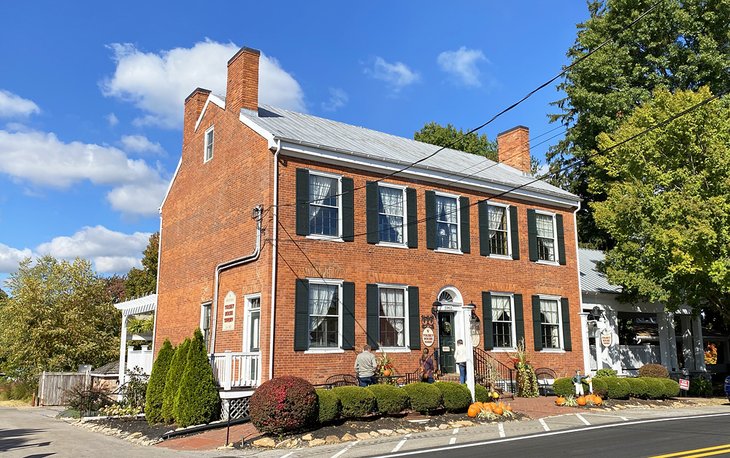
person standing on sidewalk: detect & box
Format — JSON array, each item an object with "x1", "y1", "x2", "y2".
[
  {"x1": 454, "y1": 339, "x2": 467, "y2": 384},
  {"x1": 419, "y1": 348, "x2": 435, "y2": 383},
  {"x1": 355, "y1": 345, "x2": 377, "y2": 387}
]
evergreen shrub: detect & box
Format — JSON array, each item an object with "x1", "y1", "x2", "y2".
[
  {"x1": 643, "y1": 378, "x2": 666, "y2": 399},
  {"x1": 591, "y1": 378, "x2": 608, "y2": 398},
  {"x1": 625, "y1": 378, "x2": 649, "y2": 398},
  {"x1": 604, "y1": 377, "x2": 630, "y2": 399},
  {"x1": 638, "y1": 364, "x2": 669, "y2": 379},
  {"x1": 175, "y1": 329, "x2": 220, "y2": 427},
  {"x1": 403, "y1": 382, "x2": 442, "y2": 414},
  {"x1": 367, "y1": 384, "x2": 409, "y2": 415},
  {"x1": 661, "y1": 378, "x2": 680, "y2": 398},
  {"x1": 250, "y1": 376, "x2": 317, "y2": 434},
  {"x1": 594, "y1": 368, "x2": 617, "y2": 378},
  {"x1": 688, "y1": 376, "x2": 713, "y2": 397},
  {"x1": 474, "y1": 384, "x2": 490, "y2": 403},
  {"x1": 145, "y1": 339, "x2": 174, "y2": 424},
  {"x1": 433, "y1": 382, "x2": 471, "y2": 413},
  {"x1": 315, "y1": 389, "x2": 341, "y2": 424},
  {"x1": 553, "y1": 378, "x2": 574, "y2": 397},
  {"x1": 331, "y1": 386, "x2": 376, "y2": 418},
  {"x1": 162, "y1": 338, "x2": 189, "y2": 423}
]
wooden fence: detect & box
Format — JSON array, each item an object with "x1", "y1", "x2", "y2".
[{"x1": 37, "y1": 371, "x2": 91, "y2": 406}]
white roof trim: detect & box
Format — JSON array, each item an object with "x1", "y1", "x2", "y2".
[
  {"x1": 194, "y1": 93, "x2": 225, "y2": 132},
  {"x1": 115, "y1": 294, "x2": 157, "y2": 316},
  {"x1": 239, "y1": 110, "x2": 276, "y2": 148},
  {"x1": 159, "y1": 157, "x2": 182, "y2": 212}
]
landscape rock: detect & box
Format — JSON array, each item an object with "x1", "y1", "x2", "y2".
[
  {"x1": 309, "y1": 439, "x2": 326, "y2": 446},
  {"x1": 425, "y1": 426, "x2": 439, "y2": 431},
  {"x1": 301, "y1": 433, "x2": 313, "y2": 441},
  {"x1": 253, "y1": 438, "x2": 276, "y2": 448},
  {"x1": 355, "y1": 433, "x2": 371, "y2": 440},
  {"x1": 438, "y1": 424, "x2": 449, "y2": 430},
  {"x1": 377, "y1": 429, "x2": 394, "y2": 436},
  {"x1": 325, "y1": 435, "x2": 340, "y2": 444},
  {"x1": 395, "y1": 429, "x2": 410, "y2": 434},
  {"x1": 369, "y1": 431, "x2": 380, "y2": 438},
  {"x1": 341, "y1": 433, "x2": 356, "y2": 442}
]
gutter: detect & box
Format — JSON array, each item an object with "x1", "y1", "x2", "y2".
[
  {"x1": 210, "y1": 205, "x2": 263, "y2": 353},
  {"x1": 268, "y1": 139, "x2": 281, "y2": 380}
]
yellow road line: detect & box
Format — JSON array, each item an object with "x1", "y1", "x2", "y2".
[{"x1": 650, "y1": 444, "x2": 730, "y2": 458}]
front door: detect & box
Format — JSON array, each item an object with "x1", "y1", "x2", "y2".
[
  {"x1": 438, "y1": 312, "x2": 456, "y2": 374},
  {"x1": 244, "y1": 296, "x2": 261, "y2": 384}
]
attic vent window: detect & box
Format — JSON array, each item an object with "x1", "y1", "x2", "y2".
[{"x1": 204, "y1": 126, "x2": 214, "y2": 162}]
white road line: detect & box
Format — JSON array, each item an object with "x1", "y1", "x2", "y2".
[
  {"x1": 498, "y1": 423, "x2": 505, "y2": 438},
  {"x1": 280, "y1": 452, "x2": 295, "y2": 458},
  {"x1": 539, "y1": 418, "x2": 550, "y2": 431},
  {"x1": 391, "y1": 433, "x2": 411, "y2": 453},
  {"x1": 449, "y1": 437, "x2": 456, "y2": 445},
  {"x1": 331, "y1": 440, "x2": 358, "y2": 458},
  {"x1": 452, "y1": 428, "x2": 459, "y2": 435},
  {"x1": 581, "y1": 413, "x2": 630, "y2": 421},
  {"x1": 576, "y1": 414, "x2": 591, "y2": 426}
]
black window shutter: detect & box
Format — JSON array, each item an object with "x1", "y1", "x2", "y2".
[
  {"x1": 561, "y1": 298, "x2": 572, "y2": 351},
  {"x1": 294, "y1": 279, "x2": 310, "y2": 351},
  {"x1": 406, "y1": 188, "x2": 418, "y2": 248},
  {"x1": 425, "y1": 191, "x2": 436, "y2": 250},
  {"x1": 459, "y1": 196, "x2": 470, "y2": 253},
  {"x1": 514, "y1": 294, "x2": 524, "y2": 346},
  {"x1": 408, "y1": 286, "x2": 420, "y2": 350},
  {"x1": 295, "y1": 169, "x2": 310, "y2": 236},
  {"x1": 342, "y1": 177, "x2": 354, "y2": 242},
  {"x1": 478, "y1": 201, "x2": 490, "y2": 257},
  {"x1": 527, "y1": 209, "x2": 538, "y2": 261},
  {"x1": 532, "y1": 295, "x2": 543, "y2": 351},
  {"x1": 342, "y1": 282, "x2": 355, "y2": 350},
  {"x1": 482, "y1": 292, "x2": 493, "y2": 350},
  {"x1": 366, "y1": 181, "x2": 379, "y2": 244},
  {"x1": 556, "y1": 214, "x2": 566, "y2": 265},
  {"x1": 366, "y1": 284, "x2": 379, "y2": 350},
  {"x1": 510, "y1": 206, "x2": 520, "y2": 260}
]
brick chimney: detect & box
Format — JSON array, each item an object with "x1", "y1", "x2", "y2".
[
  {"x1": 183, "y1": 87, "x2": 211, "y2": 145},
  {"x1": 226, "y1": 47, "x2": 260, "y2": 114},
  {"x1": 496, "y1": 126, "x2": 531, "y2": 174}
]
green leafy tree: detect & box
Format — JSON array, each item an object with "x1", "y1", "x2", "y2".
[
  {"x1": 415, "y1": 122, "x2": 498, "y2": 160},
  {"x1": 162, "y1": 338, "x2": 189, "y2": 423},
  {"x1": 548, "y1": 0, "x2": 730, "y2": 247},
  {"x1": 175, "y1": 329, "x2": 220, "y2": 427},
  {"x1": 145, "y1": 340, "x2": 174, "y2": 424},
  {"x1": 125, "y1": 232, "x2": 159, "y2": 297},
  {"x1": 0, "y1": 256, "x2": 120, "y2": 382},
  {"x1": 592, "y1": 87, "x2": 730, "y2": 320}
]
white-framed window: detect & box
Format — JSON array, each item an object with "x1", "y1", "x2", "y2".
[
  {"x1": 200, "y1": 302, "x2": 212, "y2": 351},
  {"x1": 487, "y1": 203, "x2": 511, "y2": 257},
  {"x1": 378, "y1": 285, "x2": 409, "y2": 348},
  {"x1": 491, "y1": 294, "x2": 515, "y2": 349},
  {"x1": 204, "y1": 126, "x2": 214, "y2": 162},
  {"x1": 535, "y1": 211, "x2": 558, "y2": 262},
  {"x1": 378, "y1": 184, "x2": 407, "y2": 245},
  {"x1": 539, "y1": 297, "x2": 563, "y2": 349},
  {"x1": 244, "y1": 294, "x2": 261, "y2": 353},
  {"x1": 309, "y1": 172, "x2": 341, "y2": 238},
  {"x1": 435, "y1": 192, "x2": 459, "y2": 250},
  {"x1": 308, "y1": 280, "x2": 342, "y2": 349}
]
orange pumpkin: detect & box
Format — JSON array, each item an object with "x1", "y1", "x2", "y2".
[
  {"x1": 576, "y1": 396, "x2": 587, "y2": 406},
  {"x1": 467, "y1": 404, "x2": 480, "y2": 417},
  {"x1": 593, "y1": 395, "x2": 603, "y2": 406},
  {"x1": 493, "y1": 404, "x2": 504, "y2": 416},
  {"x1": 505, "y1": 403, "x2": 513, "y2": 412},
  {"x1": 472, "y1": 402, "x2": 484, "y2": 411},
  {"x1": 555, "y1": 396, "x2": 566, "y2": 406}
]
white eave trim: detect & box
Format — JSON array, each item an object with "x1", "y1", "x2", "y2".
[
  {"x1": 239, "y1": 110, "x2": 277, "y2": 148},
  {"x1": 115, "y1": 294, "x2": 157, "y2": 317},
  {"x1": 159, "y1": 157, "x2": 182, "y2": 212},
  {"x1": 194, "y1": 94, "x2": 226, "y2": 132}
]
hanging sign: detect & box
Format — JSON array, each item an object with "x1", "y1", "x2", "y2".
[
  {"x1": 600, "y1": 331, "x2": 612, "y2": 347},
  {"x1": 471, "y1": 320, "x2": 481, "y2": 347},
  {"x1": 679, "y1": 379, "x2": 690, "y2": 391},
  {"x1": 222, "y1": 291, "x2": 236, "y2": 331},
  {"x1": 422, "y1": 327, "x2": 435, "y2": 347}
]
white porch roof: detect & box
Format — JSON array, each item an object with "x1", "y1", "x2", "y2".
[{"x1": 114, "y1": 294, "x2": 157, "y2": 317}]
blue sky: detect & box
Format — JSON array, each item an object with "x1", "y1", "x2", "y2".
[{"x1": 0, "y1": 0, "x2": 589, "y2": 283}]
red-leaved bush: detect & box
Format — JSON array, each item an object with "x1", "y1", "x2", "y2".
[{"x1": 249, "y1": 376, "x2": 317, "y2": 434}]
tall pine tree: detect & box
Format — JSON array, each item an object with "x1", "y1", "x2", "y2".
[
  {"x1": 175, "y1": 329, "x2": 220, "y2": 427},
  {"x1": 145, "y1": 339, "x2": 174, "y2": 424}
]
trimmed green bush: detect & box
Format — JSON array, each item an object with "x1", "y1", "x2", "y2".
[
  {"x1": 145, "y1": 339, "x2": 174, "y2": 424},
  {"x1": 332, "y1": 386, "x2": 376, "y2": 418},
  {"x1": 643, "y1": 378, "x2": 666, "y2": 399},
  {"x1": 474, "y1": 384, "x2": 490, "y2": 403},
  {"x1": 315, "y1": 389, "x2": 341, "y2": 424},
  {"x1": 591, "y1": 378, "x2": 608, "y2": 398},
  {"x1": 595, "y1": 368, "x2": 617, "y2": 378},
  {"x1": 638, "y1": 364, "x2": 669, "y2": 379},
  {"x1": 175, "y1": 329, "x2": 220, "y2": 427},
  {"x1": 433, "y1": 382, "x2": 471, "y2": 413},
  {"x1": 604, "y1": 377, "x2": 630, "y2": 399},
  {"x1": 688, "y1": 376, "x2": 713, "y2": 397},
  {"x1": 250, "y1": 376, "x2": 318, "y2": 434},
  {"x1": 625, "y1": 378, "x2": 649, "y2": 398},
  {"x1": 403, "y1": 382, "x2": 442, "y2": 414},
  {"x1": 661, "y1": 378, "x2": 680, "y2": 398},
  {"x1": 161, "y1": 338, "x2": 189, "y2": 423},
  {"x1": 553, "y1": 378, "x2": 574, "y2": 397},
  {"x1": 367, "y1": 384, "x2": 409, "y2": 415}
]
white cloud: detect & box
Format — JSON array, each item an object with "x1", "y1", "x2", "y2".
[
  {"x1": 121, "y1": 134, "x2": 164, "y2": 155},
  {"x1": 0, "y1": 129, "x2": 167, "y2": 216},
  {"x1": 321, "y1": 88, "x2": 348, "y2": 112},
  {"x1": 101, "y1": 40, "x2": 305, "y2": 129},
  {"x1": 36, "y1": 225, "x2": 150, "y2": 274},
  {"x1": 365, "y1": 57, "x2": 420, "y2": 91},
  {"x1": 0, "y1": 90, "x2": 40, "y2": 118},
  {"x1": 106, "y1": 112, "x2": 119, "y2": 127},
  {"x1": 437, "y1": 47, "x2": 487, "y2": 87},
  {"x1": 0, "y1": 243, "x2": 33, "y2": 273},
  {"x1": 107, "y1": 182, "x2": 168, "y2": 215}
]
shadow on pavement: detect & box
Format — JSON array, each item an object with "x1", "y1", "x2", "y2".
[{"x1": 0, "y1": 428, "x2": 52, "y2": 454}]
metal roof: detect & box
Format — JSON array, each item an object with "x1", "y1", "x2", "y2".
[
  {"x1": 579, "y1": 248, "x2": 621, "y2": 294},
  {"x1": 239, "y1": 105, "x2": 579, "y2": 203}
]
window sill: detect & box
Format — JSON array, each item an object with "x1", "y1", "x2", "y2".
[
  {"x1": 535, "y1": 260, "x2": 560, "y2": 266},
  {"x1": 304, "y1": 348, "x2": 346, "y2": 354},
  {"x1": 539, "y1": 348, "x2": 566, "y2": 353},
  {"x1": 489, "y1": 254, "x2": 513, "y2": 261},
  {"x1": 490, "y1": 348, "x2": 516, "y2": 352},
  {"x1": 377, "y1": 347, "x2": 411, "y2": 353},
  {"x1": 376, "y1": 242, "x2": 409, "y2": 249},
  {"x1": 306, "y1": 234, "x2": 344, "y2": 243},
  {"x1": 435, "y1": 248, "x2": 463, "y2": 255}
]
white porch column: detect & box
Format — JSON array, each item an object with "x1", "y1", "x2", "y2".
[
  {"x1": 692, "y1": 316, "x2": 706, "y2": 372},
  {"x1": 118, "y1": 314, "x2": 129, "y2": 387},
  {"x1": 579, "y1": 312, "x2": 591, "y2": 374},
  {"x1": 458, "y1": 304, "x2": 476, "y2": 402},
  {"x1": 665, "y1": 312, "x2": 679, "y2": 372},
  {"x1": 680, "y1": 315, "x2": 694, "y2": 370}
]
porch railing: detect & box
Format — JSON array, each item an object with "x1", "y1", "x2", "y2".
[
  {"x1": 473, "y1": 347, "x2": 515, "y2": 394},
  {"x1": 210, "y1": 351, "x2": 261, "y2": 390}
]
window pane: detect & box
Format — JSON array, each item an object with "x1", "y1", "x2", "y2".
[
  {"x1": 488, "y1": 206, "x2": 508, "y2": 255},
  {"x1": 488, "y1": 206, "x2": 506, "y2": 231},
  {"x1": 309, "y1": 205, "x2": 339, "y2": 236},
  {"x1": 491, "y1": 295, "x2": 513, "y2": 348},
  {"x1": 379, "y1": 215, "x2": 404, "y2": 243},
  {"x1": 309, "y1": 175, "x2": 338, "y2": 206},
  {"x1": 535, "y1": 214, "x2": 554, "y2": 238},
  {"x1": 309, "y1": 284, "x2": 339, "y2": 348},
  {"x1": 378, "y1": 187, "x2": 403, "y2": 216},
  {"x1": 540, "y1": 299, "x2": 560, "y2": 349},
  {"x1": 436, "y1": 196, "x2": 457, "y2": 223},
  {"x1": 379, "y1": 288, "x2": 406, "y2": 347}
]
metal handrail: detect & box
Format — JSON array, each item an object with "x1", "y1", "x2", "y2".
[{"x1": 473, "y1": 347, "x2": 514, "y2": 394}]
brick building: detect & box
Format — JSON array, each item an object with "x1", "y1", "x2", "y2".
[{"x1": 154, "y1": 46, "x2": 585, "y2": 399}]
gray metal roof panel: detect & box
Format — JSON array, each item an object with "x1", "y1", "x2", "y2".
[
  {"x1": 241, "y1": 106, "x2": 579, "y2": 202},
  {"x1": 579, "y1": 248, "x2": 622, "y2": 294}
]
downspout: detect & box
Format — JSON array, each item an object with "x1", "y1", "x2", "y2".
[
  {"x1": 268, "y1": 139, "x2": 281, "y2": 380},
  {"x1": 210, "y1": 205, "x2": 263, "y2": 354}
]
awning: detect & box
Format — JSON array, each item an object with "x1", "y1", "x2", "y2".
[{"x1": 114, "y1": 294, "x2": 157, "y2": 316}]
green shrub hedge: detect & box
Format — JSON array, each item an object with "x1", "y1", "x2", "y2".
[
  {"x1": 591, "y1": 378, "x2": 608, "y2": 398},
  {"x1": 643, "y1": 378, "x2": 666, "y2": 399},
  {"x1": 433, "y1": 382, "x2": 471, "y2": 413},
  {"x1": 553, "y1": 377, "x2": 574, "y2": 397},
  {"x1": 403, "y1": 382, "x2": 442, "y2": 414},
  {"x1": 595, "y1": 368, "x2": 617, "y2": 378},
  {"x1": 332, "y1": 386, "x2": 376, "y2": 418},
  {"x1": 175, "y1": 329, "x2": 220, "y2": 427},
  {"x1": 250, "y1": 376, "x2": 318, "y2": 434},
  {"x1": 145, "y1": 339, "x2": 174, "y2": 425},
  {"x1": 638, "y1": 364, "x2": 669, "y2": 379},
  {"x1": 474, "y1": 384, "x2": 490, "y2": 403},
  {"x1": 162, "y1": 338, "x2": 188, "y2": 424},
  {"x1": 604, "y1": 377, "x2": 630, "y2": 399},
  {"x1": 661, "y1": 378, "x2": 680, "y2": 398},
  {"x1": 367, "y1": 384, "x2": 409, "y2": 415},
  {"x1": 688, "y1": 376, "x2": 713, "y2": 397},
  {"x1": 625, "y1": 378, "x2": 649, "y2": 399},
  {"x1": 315, "y1": 389, "x2": 341, "y2": 424}
]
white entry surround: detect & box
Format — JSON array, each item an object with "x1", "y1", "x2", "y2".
[{"x1": 579, "y1": 249, "x2": 706, "y2": 375}]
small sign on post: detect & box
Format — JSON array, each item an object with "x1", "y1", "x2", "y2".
[{"x1": 679, "y1": 378, "x2": 690, "y2": 391}]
